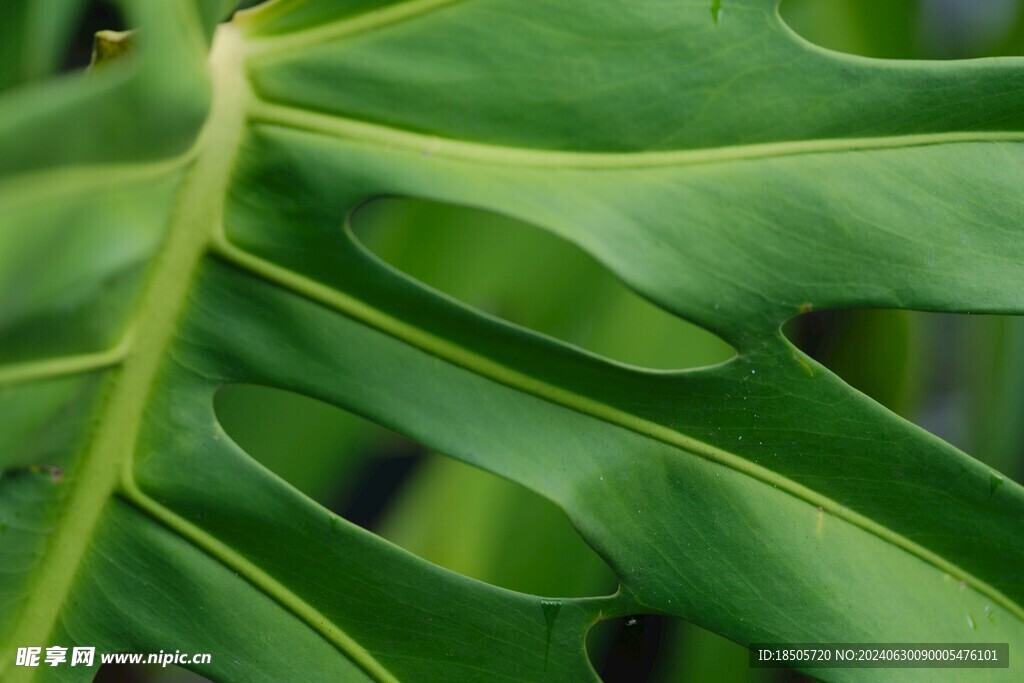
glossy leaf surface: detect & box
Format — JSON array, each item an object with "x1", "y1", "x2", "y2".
[{"x1": 1, "y1": 1, "x2": 1023, "y2": 681}]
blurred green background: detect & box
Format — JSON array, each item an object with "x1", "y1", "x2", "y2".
[{"x1": 55, "y1": 0, "x2": 1023, "y2": 680}]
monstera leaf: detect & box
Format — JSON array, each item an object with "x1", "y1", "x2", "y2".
[{"x1": 2, "y1": 0, "x2": 1023, "y2": 680}]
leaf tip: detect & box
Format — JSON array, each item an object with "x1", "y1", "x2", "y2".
[{"x1": 90, "y1": 30, "x2": 137, "y2": 71}]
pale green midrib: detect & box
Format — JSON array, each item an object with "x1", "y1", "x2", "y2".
[
  {"x1": 0, "y1": 24, "x2": 399, "y2": 683},
  {"x1": 209, "y1": 237, "x2": 1024, "y2": 625},
  {"x1": 237, "y1": 0, "x2": 466, "y2": 58},
  {"x1": 115, "y1": 480, "x2": 398, "y2": 683},
  {"x1": 0, "y1": 17, "x2": 237, "y2": 683},
  {"x1": 0, "y1": 333, "x2": 132, "y2": 387},
  {"x1": 250, "y1": 99, "x2": 1024, "y2": 169}
]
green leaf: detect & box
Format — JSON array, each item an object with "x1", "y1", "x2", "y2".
[{"x1": 2, "y1": 0, "x2": 1023, "y2": 681}]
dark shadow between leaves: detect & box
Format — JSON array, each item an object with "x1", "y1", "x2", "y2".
[
  {"x1": 349, "y1": 197, "x2": 735, "y2": 371},
  {"x1": 214, "y1": 383, "x2": 618, "y2": 598},
  {"x1": 62, "y1": 0, "x2": 126, "y2": 72},
  {"x1": 784, "y1": 308, "x2": 1024, "y2": 483}
]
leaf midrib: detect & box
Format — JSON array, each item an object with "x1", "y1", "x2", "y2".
[
  {"x1": 1, "y1": 23, "x2": 245, "y2": 683},
  {"x1": 2, "y1": 24, "x2": 404, "y2": 683},
  {"x1": 0, "y1": 24, "x2": 368, "y2": 683}
]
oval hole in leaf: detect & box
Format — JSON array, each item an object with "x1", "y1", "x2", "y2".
[
  {"x1": 785, "y1": 309, "x2": 1024, "y2": 482},
  {"x1": 350, "y1": 197, "x2": 735, "y2": 370},
  {"x1": 215, "y1": 384, "x2": 617, "y2": 597},
  {"x1": 780, "y1": 0, "x2": 1024, "y2": 59},
  {"x1": 93, "y1": 662, "x2": 211, "y2": 682}
]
